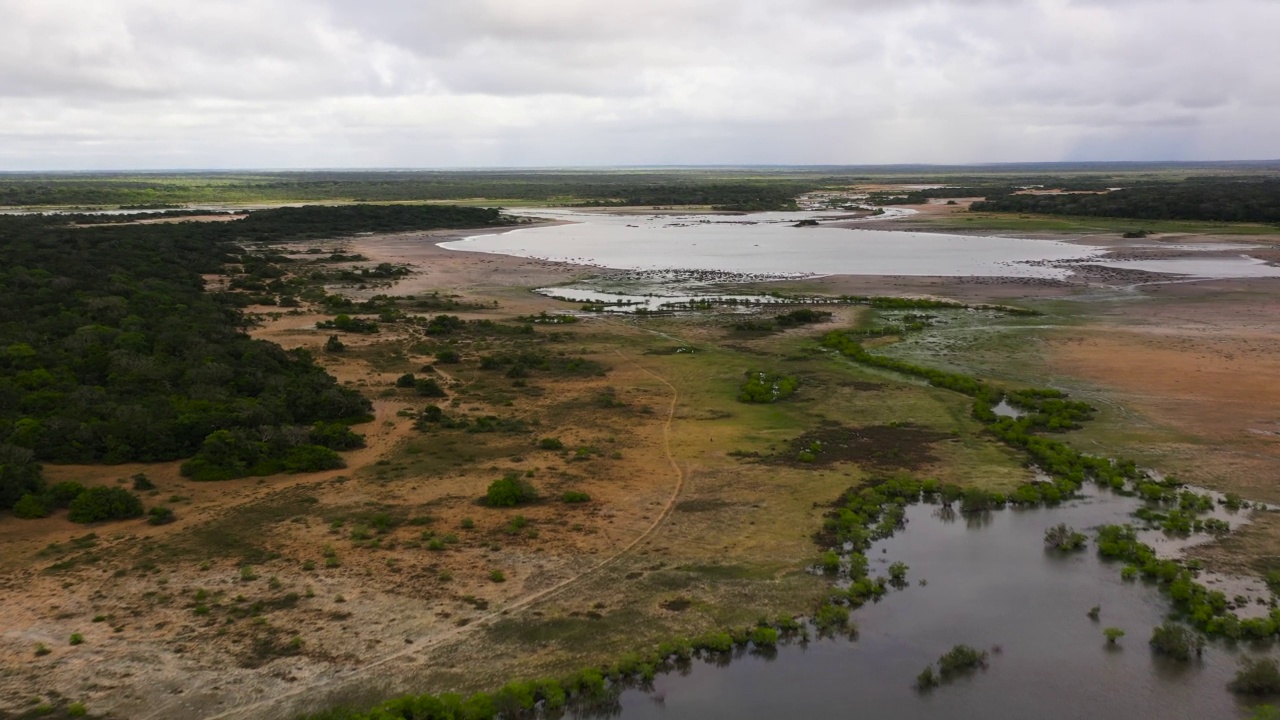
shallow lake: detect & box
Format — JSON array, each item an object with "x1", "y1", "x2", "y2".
[
  {"x1": 599, "y1": 491, "x2": 1273, "y2": 720},
  {"x1": 441, "y1": 210, "x2": 1098, "y2": 279},
  {"x1": 1095, "y1": 256, "x2": 1280, "y2": 278}
]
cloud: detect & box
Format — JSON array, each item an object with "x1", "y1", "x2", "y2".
[{"x1": 0, "y1": 0, "x2": 1276, "y2": 168}]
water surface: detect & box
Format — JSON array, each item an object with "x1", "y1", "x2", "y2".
[
  {"x1": 441, "y1": 210, "x2": 1096, "y2": 279},
  {"x1": 607, "y1": 492, "x2": 1272, "y2": 720}
]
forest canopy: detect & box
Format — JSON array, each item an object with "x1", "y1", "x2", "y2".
[{"x1": 0, "y1": 204, "x2": 507, "y2": 510}]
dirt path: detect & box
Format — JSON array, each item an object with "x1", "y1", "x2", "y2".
[{"x1": 195, "y1": 351, "x2": 686, "y2": 720}]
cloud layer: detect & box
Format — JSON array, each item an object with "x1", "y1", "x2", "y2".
[{"x1": 1, "y1": 0, "x2": 1276, "y2": 169}]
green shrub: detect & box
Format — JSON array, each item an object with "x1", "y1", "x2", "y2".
[
  {"x1": 486, "y1": 474, "x2": 537, "y2": 507},
  {"x1": 489, "y1": 570, "x2": 506, "y2": 583},
  {"x1": 67, "y1": 487, "x2": 143, "y2": 523},
  {"x1": 414, "y1": 378, "x2": 446, "y2": 397},
  {"x1": 46, "y1": 481, "x2": 86, "y2": 507},
  {"x1": 148, "y1": 507, "x2": 176, "y2": 525},
  {"x1": 1104, "y1": 627, "x2": 1125, "y2": 644},
  {"x1": 435, "y1": 349, "x2": 460, "y2": 364},
  {"x1": 130, "y1": 473, "x2": 156, "y2": 491},
  {"x1": 737, "y1": 371, "x2": 799, "y2": 403},
  {"x1": 1149, "y1": 622, "x2": 1203, "y2": 661},
  {"x1": 12, "y1": 493, "x2": 48, "y2": 519},
  {"x1": 1044, "y1": 523, "x2": 1088, "y2": 551},
  {"x1": 561, "y1": 491, "x2": 591, "y2": 503},
  {"x1": 937, "y1": 644, "x2": 988, "y2": 678},
  {"x1": 538, "y1": 437, "x2": 565, "y2": 450},
  {"x1": 1230, "y1": 657, "x2": 1280, "y2": 695},
  {"x1": 69, "y1": 633, "x2": 84, "y2": 646},
  {"x1": 67, "y1": 702, "x2": 88, "y2": 717}
]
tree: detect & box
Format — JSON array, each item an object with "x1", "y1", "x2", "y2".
[
  {"x1": 0, "y1": 444, "x2": 44, "y2": 510},
  {"x1": 1230, "y1": 657, "x2": 1280, "y2": 695},
  {"x1": 1104, "y1": 628, "x2": 1125, "y2": 644},
  {"x1": 12, "y1": 493, "x2": 48, "y2": 519}
]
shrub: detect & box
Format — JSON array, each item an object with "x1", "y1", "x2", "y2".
[
  {"x1": 489, "y1": 570, "x2": 506, "y2": 583},
  {"x1": 1044, "y1": 523, "x2": 1087, "y2": 551},
  {"x1": 67, "y1": 703, "x2": 88, "y2": 717},
  {"x1": 1230, "y1": 657, "x2": 1280, "y2": 695},
  {"x1": 561, "y1": 491, "x2": 591, "y2": 503},
  {"x1": 45, "y1": 481, "x2": 86, "y2": 508},
  {"x1": 937, "y1": 644, "x2": 988, "y2": 678},
  {"x1": 309, "y1": 422, "x2": 366, "y2": 450},
  {"x1": 69, "y1": 633, "x2": 84, "y2": 646},
  {"x1": 538, "y1": 437, "x2": 565, "y2": 450},
  {"x1": 737, "y1": 371, "x2": 799, "y2": 403},
  {"x1": 67, "y1": 487, "x2": 144, "y2": 523},
  {"x1": 1149, "y1": 622, "x2": 1203, "y2": 661},
  {"x1": 395, "y1": 373, "x2": 417, "y2": 388},
  {"x1": 130, "y1": 473, "x2": 156, "y2": 491},
  {"x1": 436, "y1": 349, "x2": 460, "y2": 364},
  {"x1": 12, "y1": 493, "x2": 48, "y2": 519},
  {"x1": 1104, "y1": 627, "x2": 1125, "y2": 644},
  {"x1": 486, "y1": 474, "x2": 537, "y2": 507},
  {"x1": 324, "y1": 335, "x2": 346, "y2": 352},
  {"x1": 147, "y1": 507, "x2": 176, "y2": 525},
  {"x1": 916, "y1": 665, "x2": 939, "y2": 690},
  {"x1": 414, "y1": 378, "x2": 447, "y2": 397},
  {"x1": 281, "y1": 445, "x2": 345, "y2": 472}
]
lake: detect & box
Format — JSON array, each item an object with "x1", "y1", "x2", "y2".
[{"x1": 440, "y1": 210, "x2": 1097, "y2": 279}]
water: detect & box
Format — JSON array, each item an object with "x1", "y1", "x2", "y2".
[
  {"x1": 1094, "y1": 256, "x2": 1280, "y2": 278},
  {"x1": 606, "y1": 492, "x2": 1275, "y2": 720},
  {"x1": 440, "y1": 209, "x2": 1098, "y2": 279}
]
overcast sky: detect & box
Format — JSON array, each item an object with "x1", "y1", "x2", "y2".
[{"x1": 2, "y1": 0, "x2": 1277, "y2": 170}]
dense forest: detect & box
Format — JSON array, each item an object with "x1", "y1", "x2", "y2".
[
  {"x1": 970, "y1": 178, "x2": 1280, "y2": 223},
  {"x1": 0, "y1": 205, "x2": 509, "y2": 511}
]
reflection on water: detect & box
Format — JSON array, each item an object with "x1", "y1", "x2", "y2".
[
  {"x1": 600, "y1": 491, "x2": 1272, "y2": 720},
  {"x1": 1096, "y1": 256, "x2": 1280, "y2": 278}
]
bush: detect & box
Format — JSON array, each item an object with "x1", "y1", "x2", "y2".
[
  {"x1": 281, "y1": 445, "x2": 345, "y2": 473},
  {"x1": 486, "y1": 474, "x2": 537, "y2": 507},
  {"x1": 538, "y1": 437, "x2": 565, "y2": 450},
  {"x1": 1044, "y1": 523, "x2": 1087, "y2": 551},
  {"x1": 1149, "y1": 622, "x2": 1203, "y2": 661},
  {"x1": 67, "y1": 487, "x2": 144, "y2": 523},
  {"x1": 45, "y1": 481, "x2": 86, "y2": 508},
  {"x1": 67, "y1": 703, "x2": 88, "y2": 717},
  {"x1": 414, "y1": 378, "x2": 447, "y2": 397},
  {"x1": 916, "y1": 665, "x2": 939, "y2": 690},
  {"x1": 738, "y1": 371, "x2": 799, "y2": 403},
  {"x1": 561, "y1": 491, "x2": 591, "y2": 503},
  {"x1": 308, "y1": 422, "x2": 367, "y2": 450},
  {"x1": 937, "y1": 644, "x2": 988, "y2": 678},
  {"x1": 130, "y1": 473, "x2": 156, "y2": 491},
  {"x1": 69, "y1": 633, "x2": 84, "y2": 646},
  {"x1": 12, "y1": 493, "x2": 48, "y2": 519},
  {"x1": 489, "y1": 570, "x2": 506, "y2": 583},
  {"x1": 1104, "y1": 627, "x2": 1125, "y2": 644},
  {"x1": 148, "y1": 507, "x2": 176, "y2": 525},
  {"x1": 324, "y1": 335, "x2": 346, "y2": 352},
  {"x1": 395, "y1": 373, "x2": 417, "y2": 388},
  {"x1": 436, "y1": 349, "x2": 460, "y2": 364},
  {"x1": 1230, "y1": 657, "x2": 1280, "y2": 695}
]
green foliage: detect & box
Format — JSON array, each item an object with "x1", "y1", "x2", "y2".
[
  {"x1": 435, "y1": 348, "x2": 461, "y2": 363},
  {"x1": 1104, "y1": 627, "x2": 1125, "y2": 644},
  {"x1": 737, "y1": 371, "x2": 799, "y2": 403},
  {"x1": 971, "y1": 179, "x2": 1280, "y2": 223},
  {"x1": 916, "y1": 665, "x2": 939, "y2": 690},
  {"x1": 538, "y1": 437, "x2": 565, "y2": 450},
  {"x1": 67, "y1": 702, "x2": 88, "y2": 717},
  {"x1": 0, "y1": 211, "x2": 374, "y2": 498},
  {"x1": 1044, "y1": 523, "x2": 1088, "y2": 551},
  {"x1": 1230, "y1": 657, "x2": 1280, "y2": 695},
  {"x1": 489, "y1": 570, "x2": 506, "y2": 583},
  {"x1": 148, "y1": 506, "x2": 176, "y2": 525},
  {"x1": 180, "y1": 429, "x2": 345, "y2": 481},
  {"x1": 561, "y1": 491, "x2": 591, "y2": 503},
  {"x1": 12, "y1": 492, "x2": 48, "y2": 519},
  {"x1": 486, "y1": 473, "x2": 537, "y2": 507},
  {"x1": 67, "y1": 486, "x2": 143, "y2": 523},
  {"x1": 1149, "y1": 622, "x2": 1203, "y2": 661},
  {"x1": 69, "y1": 633, "x2": 84, "y2": 646},
  {"x1": 324, "y1": 335, "x2": 346, "y2": 352},
  {"x1": 0, "y1": 444, "x2": 44, "y2": 510},
  {"x1": 937, "y1": 644, "x2": 989, "y2": 678}
]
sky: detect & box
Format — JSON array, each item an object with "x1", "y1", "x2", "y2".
[{"x1": 2, "y1": 0, "x2": 1278, "y2": 170}]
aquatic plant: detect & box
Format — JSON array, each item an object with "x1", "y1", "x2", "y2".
[
  {"x1": 1229, "y1": 657, "x2": 1280, "y2": 695},
  {"x1": 1044, "y1": 523, "x2": 1088, "y2": 551}
]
